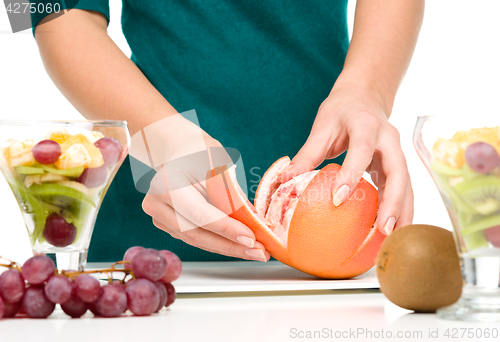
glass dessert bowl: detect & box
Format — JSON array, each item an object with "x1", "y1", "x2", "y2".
[
  {"x1": 414, "y1": 115, "x2": 500, "y2": 322},
  {"x1": 0, "y1": 120, "x2": 130, "y2": 271}
]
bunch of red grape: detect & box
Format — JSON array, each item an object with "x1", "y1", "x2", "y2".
[{"x1": 0, "y1": 247, "x2": 182, "y2": 319}]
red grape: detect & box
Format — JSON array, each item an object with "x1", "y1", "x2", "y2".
[
  {"x1": 126, "y1": 279, "x2": 160, "y2": 316},
  {"x1": 88, "y1": 301, "x2": 99, "y2": 316},
  {"x1": 164, "y1": 283, "x2": 176, "y2": 308},
  {"x1": 153, "y1": 281, "x2": 167, "y2": 313},
  {"x1": 484, "y1": 225, "x2": 500, "y2": 248},
  {"x1": 44, "y1": 275, "x2": 72, "y2": 304},
  {"x1": 94, "y1": 283, "x2": 127, "y2": 317},
  {"x1": 17, "y1": 304, "x2": 28, "y2": 316},
  {"x1": 77, "y1": 166, "x2": 108, "y2": 188},
  {"x1": 22, "y1": 285, "x2": 55, "y2": 318},
  {"x1": 465, "y1": 142, "x2": 500, "y2": 174},
  {"x1": 2, "y1": 300, "x2": 22, "y2": 318},
  {"x1": 73, "y1": 274, "x2": 100, "y2": 303},
  {"x1": 0, "y1": 296, "x2": 4, "y2": 319},
  {"x1": 112, "y1": 280, "x2": 126, "y2": 289},
  {"x1": 61, "y1": 294, "x2": 88, "y2": 318},
  {"x1": 159, "y1": 250, "x2": 183, "y2": 283},
  {"x1": 43, "y1": 214, "x2": 77, "y2": 248},
  {"x1": 0, "y1": 269, "x2": 25, "y2": 303},
  {"x1": 132, "y1": 249, "x2": 168, "y2": 281},
  {"x1": 123, "y1": 246, "x2": 145, "y2": 270},
  {"x1": 94, "y1": 137, "x2": 122, "y2": 167},
  {"x1": 22, "y1": 255, "x2": 56, "y2": 285},
  {"x1": 32, "y1": 140, "x2": 61, "y2": 165}
]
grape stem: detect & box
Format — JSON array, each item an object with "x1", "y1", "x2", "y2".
[
  {"x1": 0, "y1": 256, "x2": 22, "y2": 271},
  {"x1": 60, "y1": 260, "x2": 135, "y2": 283},
  {"x1": 0, "y1": 256, "x2": 135, "y2": 283}
]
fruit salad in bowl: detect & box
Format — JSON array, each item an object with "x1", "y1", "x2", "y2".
[
  {"x1": 414, "y1": 116, "x2": 500, "y2": 322},
  {"x1": 0, "y1": 121, "x2": 129, "y2": 270},
  {"x1": 430, "y1": 126, "x2": 500, "y2": 252}
]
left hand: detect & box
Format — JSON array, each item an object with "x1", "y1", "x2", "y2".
[{"x1": 279, "y1": 81, "x2": 413, "y2": 236}]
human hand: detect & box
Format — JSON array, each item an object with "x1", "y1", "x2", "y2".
[
  {"x1": 279, "y1": 82, "x2": 413, "y2": 236},
  {"x1": 139, "y1": 115, "x2": 270, "y2": 262}
]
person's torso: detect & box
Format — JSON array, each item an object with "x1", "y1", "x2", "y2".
[{"x1": 90, "y1": 0, "x2": 349, "y2": 262}]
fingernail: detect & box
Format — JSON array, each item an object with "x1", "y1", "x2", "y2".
[
  {"x1": 382, "y1": 216, "x2": 396, "y2": 236},
  {"x1": 245, "y1": 248, "x2": 267, "y2": 262},
  {"x1": 278, "y1": 164, "x2": 294, "y2": 176},
  {"x1": 333, "y1": 184, "x2": 350, "y2": 206},
  {"x1": 236, "y1": 235, "x2": 255, "y2": 248}
]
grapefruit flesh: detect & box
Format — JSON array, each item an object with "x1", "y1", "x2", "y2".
[
  {"x1": 206, "y1": 157, "x2": 383, "y2": 279},
  {"x1": 254, "y1": 156, "x2": 291, "y2": 216},
  {"x1": 265, "y1": 170, "x2": 319, "y2": 246}
]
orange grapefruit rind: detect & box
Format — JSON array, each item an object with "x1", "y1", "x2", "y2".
[{"x1": 206, "y1": 157, "x2": 384, "y2": 279}]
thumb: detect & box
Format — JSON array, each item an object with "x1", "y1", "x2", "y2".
[{"x1": 279, "y1": 136, "x2": 327, "y2": 183}]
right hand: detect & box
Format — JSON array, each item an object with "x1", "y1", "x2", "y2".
[{"x1": 140, "y1": 117, "x2": 270, "y2": 262}]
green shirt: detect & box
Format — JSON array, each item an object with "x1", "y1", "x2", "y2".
[{"x1": 33, "y1": 0, "x2": 348, "y2": 262}]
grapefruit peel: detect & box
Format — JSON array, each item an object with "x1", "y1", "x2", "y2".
[{"x1": 206, "y1": 157, "x2": 383, "y2": 279}]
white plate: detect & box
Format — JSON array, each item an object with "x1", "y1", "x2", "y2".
[
  {"x1": 171, "y1": 261, "x2": 380, "y2": 293},
  {"x1": 87, "y1": 261, "x2": 380, "y2": 293}
]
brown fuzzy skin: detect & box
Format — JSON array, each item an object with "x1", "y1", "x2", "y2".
[{"x1": 376, "y1": 224, "x2": 463, "y2": 312}]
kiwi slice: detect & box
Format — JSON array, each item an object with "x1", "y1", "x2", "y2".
[
  {"x1": 15, "y1": 165, "x2": 45, "y2": 175},
  {"x1": 461, "y1": 164, "x2": 481, "y2": 181},
  {"x1": 27, "y1": 183, "x2": 96, "y2": 208},
  {"x1": 65, "y1": 206, "x2": 91, "y2": 244},
  {"x1": 11, "y1": 181, "x2": 92, "y2": 246},
  {"x1": 33, "y1": 183, "x2": 95, "y2": 245},
  {"x1": 462, "y1": 213, "x2": 500, "y2": 235},
  {"x1": 34, "y1": 183, "x2": 95, "y2": 244},
  {"x1": 435, "y1": 174, "x2": 478, "y2": 215},
  {"x1": 463, "y1": 231, "x2": 489, "y2": 250},
  {"x1": 454, "y1": 176, "x2": 500, "y2": 215},
  {"x1": 431, "y1": 161, "x2": 463, "y2": 177},
  {"x1": 40, "y1": 201, "x2": 63, "y2": 214},
  {"x1": 457, "y1": 211, "x2": 475, "y2": 228},
  {"x1": 11, "y1": 182, "x2": 49, "y2": 244},
  {"x1": 41, "y1": 165, "x2": 84, "y2": 178}
]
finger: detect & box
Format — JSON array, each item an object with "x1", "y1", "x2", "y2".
[
  {"x1": 153, "y1": 211, "x2": 270, "y2": 258},
  {"x1": 146, "y1": 172, "x2": 254, "y2": 239},
  {"x1": 279, "y1": 134, "x2": 328, "y2": 183},
  {"x1": 143, "y1": 194, "x2": 259, "y2": 248},
  {"x1": 152, "y1": 216, "x2": 269, "y2": 262},
  {"x1": 374, "y1": 148, "x2": 410, "y2": 236},
  {"x1": 253, "y1": 241, "x2": 271, "y2": 261},
  {"x1": 366, "y1": 155, "x2": 386, "y2": 192},
  {"x1": 395, "y1": 181, "x2": 414, "y2": 229},
  {"x1": 331, "y1": 128, "x2": 377, "y2": 207},
  {"x1": 164, "y1": 220, "x2": 270, "y2": 260}
]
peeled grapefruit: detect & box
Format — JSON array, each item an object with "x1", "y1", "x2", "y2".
[{"x1": 206, "y1": 156, "x2": 384, "y2": 279}]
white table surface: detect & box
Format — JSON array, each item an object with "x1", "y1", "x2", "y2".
[{"x1": 2, "y1": 261, "x2": 499, "y2": 342}]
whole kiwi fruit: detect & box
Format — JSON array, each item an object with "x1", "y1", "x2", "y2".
[{"x1": 376, "y1": 224, "x2": 462, "y2": 312}]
